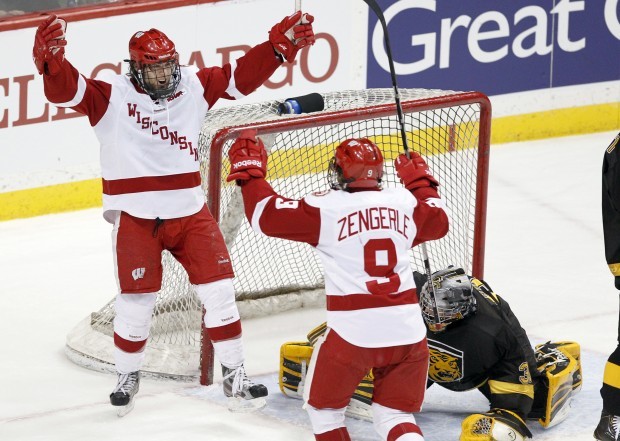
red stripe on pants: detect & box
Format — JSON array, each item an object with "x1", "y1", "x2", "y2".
[
  {"x1": 387, "y1": 422, "x2": 423, "y2": 441},
  {"x1": 114, "y1": 333, "x2": 147, "y2": 353},
  {"x1": 315, "y1": 427, "x2": 351, "y2": 441},
  {"x1": 207, "y1": 320, "x2": 242, "y2": 342}
]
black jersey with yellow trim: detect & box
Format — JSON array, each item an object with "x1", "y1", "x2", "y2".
[
  {"x1": 425, "y1": 278, "x2": 539, "y2": 417},
  {"x1": 602, "y1": 132, "x2": 620, "y2": 283}
]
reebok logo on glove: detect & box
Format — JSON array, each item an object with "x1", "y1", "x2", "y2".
[{"x1": 232, "y1": 159, "x2": 263, "y2": 169}]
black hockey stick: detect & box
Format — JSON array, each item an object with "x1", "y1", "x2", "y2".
[{"x1": 362, "y1": 0, "x2": 441, "y2": 323}]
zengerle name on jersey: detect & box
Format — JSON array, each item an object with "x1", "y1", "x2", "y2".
[{"x1": 337, "y1": 207, "x2": 410, "y2": 241}]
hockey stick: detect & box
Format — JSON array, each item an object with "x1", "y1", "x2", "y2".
[{"x1": 362, "y1": 0, "x2": 441, "y2": 323}]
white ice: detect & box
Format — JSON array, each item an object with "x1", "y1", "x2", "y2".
[{"x1": 1, "y1": 130, "x2": 618, "y2": 440}]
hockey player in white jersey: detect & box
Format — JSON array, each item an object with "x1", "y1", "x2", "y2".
[
  {"x1": 32, "y1": 12, "x2": 315, "y2": 415},
  {"x1": 227, "y1": 130, "x2": 449, "y2": 441}
]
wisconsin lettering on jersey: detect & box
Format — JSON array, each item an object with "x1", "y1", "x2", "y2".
[
  {"x1": 127, "y1": 103, "x2": 197, "y2": 160},
  {"x1": 337, "y1": 207, "x2": 410, "y2": 241}
]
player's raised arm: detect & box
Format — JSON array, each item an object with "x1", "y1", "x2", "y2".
[
  {"x1": 33, "y1": 15, "x2": 112, "y2": 126},
  {"x1": 227, "y1": 130, "x2": 321, "y2": 245},
  {"x1": 199, "y1": 11, "x2": 315, "y2": 107},
  {"x1": 394, "y1": 152, "x2": 449, "y2": 245}
]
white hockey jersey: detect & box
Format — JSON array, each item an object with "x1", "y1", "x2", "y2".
[
  {"x1": 241, "y1": 179, "x2": 450, "y2": 348},
  {"x1": 43, "y1": 42, "x2": 281, "y2": 223}
]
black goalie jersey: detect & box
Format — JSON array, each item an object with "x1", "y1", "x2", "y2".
[{"x1": 425, "y1": 277, "x2": 540, "y2": 419}]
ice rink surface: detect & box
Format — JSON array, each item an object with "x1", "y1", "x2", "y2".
[{"x1": 1, "y1": 130, "x2": 618, "y2": 440}]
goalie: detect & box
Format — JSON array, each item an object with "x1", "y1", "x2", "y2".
[{"x1": 280, "y1": 267, "x2": 582, "y2": 441}]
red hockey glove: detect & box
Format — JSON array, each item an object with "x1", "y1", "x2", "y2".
[
  {"x1": 33, "y1": 15, "x2": 67, "y2": 76},
  {"x1": 269, "y1": 11, "x2": 315, "y2": 63},
  {"x1": 227, "y1": 129, "x2": 268, "y2": 184},
  {"x1": 394, "y1": 152, "x2": 439, "y2": 190}
]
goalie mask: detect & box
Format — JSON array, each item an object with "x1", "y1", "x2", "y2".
[
  {"x1": 327, "y1": 138, "x2": 384, "y2": 191},
  {"x1": 128, "y1": 29, "x2": 181, "y2": 100},
  {"x1": 420, "y1": 267, "x2": 477, "y2": 333}
]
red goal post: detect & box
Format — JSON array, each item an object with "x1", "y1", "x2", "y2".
[{"x1": 65, "y1": 88, "x2": 491, "y2": 386}]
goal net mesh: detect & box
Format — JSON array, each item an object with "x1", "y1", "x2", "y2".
[{"x1": 65, "y1": 88, "x2": 490, "y2": 381}]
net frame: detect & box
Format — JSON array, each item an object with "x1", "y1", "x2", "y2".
[{"x1": 64, "y1": 88, "x2": 491, "y2": 385}]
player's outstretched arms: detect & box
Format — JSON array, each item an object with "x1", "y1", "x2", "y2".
[
  {"x1": 33, "y1": 15, "x2": 67, "y2": 76},
  {"x1": 461, "y1": 408, "x2": 532, "y2": 441},
  {"x1": 269, "y1": 11, "x2": 315, "y2": 63}
]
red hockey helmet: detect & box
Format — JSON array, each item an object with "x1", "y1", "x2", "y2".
[
  {"x1": 328, "y1": 138, "x2": 384, "y2": 190},
  {"x1": 128, "y1": 29, "x2": 181, "y2": 100}
]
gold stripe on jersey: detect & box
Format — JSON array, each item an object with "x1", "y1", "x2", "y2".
[
  {"x1": 603, "y1": 360, "x2": 620, "y2": 389},
  {"x1": 607, "y1": 133, "x2": 620, "y2": 153},
  {"x1": 608, "y1": 263, "x2": 620, "y2": 277},
  {"x1": 488, "y1": 379, "x2": 535, "y2": 399}
]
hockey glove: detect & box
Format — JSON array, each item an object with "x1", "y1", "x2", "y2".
[
  {"x1": 269, "y1": 11, "x2": 315, "y2": 63},
  {"x1": 227, "y1": 129, "x2": 268, "y2": 184},
  {"x1": 33, "y1": 15, "x2": 67, "y2": 76},
  {"x1": 394, "y1": 153, "x2": 439, "y2": 190}
]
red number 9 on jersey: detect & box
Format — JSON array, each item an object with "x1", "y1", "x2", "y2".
[{"x1": 363, "y1": 238, "x2": 401, "y2": 296}]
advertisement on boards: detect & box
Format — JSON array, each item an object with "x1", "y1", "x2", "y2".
[{"x1": 366, "y1": 0, "x2": 620, "y2": 95}]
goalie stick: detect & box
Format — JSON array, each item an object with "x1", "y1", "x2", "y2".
[{"x1": 361, "y1": 0, "x2": 441, "y2": 323}]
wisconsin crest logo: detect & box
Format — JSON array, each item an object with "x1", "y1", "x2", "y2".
[{"x1": 131, "y1": 267, "x2": 146, "y2": 280}]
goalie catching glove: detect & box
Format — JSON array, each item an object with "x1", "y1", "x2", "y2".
[
  {"x1": 227, "y1": 129, "x2": 268, "y2": 184},
  {"x1": 33, "y1": 15, "x2": 67, "y2": 76},
  {"x1": 269, "y1": 11, "x2": 315, "y2": 63},
  {"x1": 394, "y1": 152, "x2": 439, "y2": 190}
]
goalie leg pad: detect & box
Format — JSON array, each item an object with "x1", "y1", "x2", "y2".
[
  {"x1": 307, "y1": 321, "x2": 328, "y2": 346},
  {"x1": 533, "y1": 341, "x2": 581, "y2": 428},
  {"x1": 461, "y1": 409, "x2": 532, "y2": 441},
  {"x1": 279, "y1": 341, "x2": 314, "y2": 399}
]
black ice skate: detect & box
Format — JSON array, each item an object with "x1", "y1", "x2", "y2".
[
  {"x1": 594, "y1": 409, "x2": 620, "y2": 441},
  {"x1": 222, "y1": 364, "x2": 267, "y2": 412},
  {"x1": 109, "y1": 371, "x2": 140, "y2": 417}
]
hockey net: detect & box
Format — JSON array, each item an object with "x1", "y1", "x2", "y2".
[{"x1": 65, "y1": 88, "x2": 491, "y2": 384}]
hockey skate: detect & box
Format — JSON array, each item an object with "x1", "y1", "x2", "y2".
[
  {"x1": 222, "y1": 364, "x2": 268, "y2": 412},
  {"x1": 109, "y1": 371, "x2": 140, "y2": 417},
  {"x1": 594, "y1": 409, "x2": 620, "y2": 441}
]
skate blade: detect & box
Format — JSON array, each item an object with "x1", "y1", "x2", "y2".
[
  {"x1": 226, "y1": 396, "x2": 267, "y2": 413},
  {"x1": 115, "y1": 399, "x2": 135, "y2": 417}
]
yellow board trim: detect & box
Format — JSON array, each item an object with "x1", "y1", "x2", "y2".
[
  {"x1": 603, "y1": 360, "x2": 620, "y2": 389},
  {"x1": 2, "y1": 102, "x2": 619, "y2": 221},
  {"x1": 491, "y1": 103, "x2": 620, "y2": 144},
  {"x1": 0, "y1": 178, "x2": 102, "y2": 221},
  {"x1": 488, "y1": 379, "x2": 535, "y2": 399}
]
